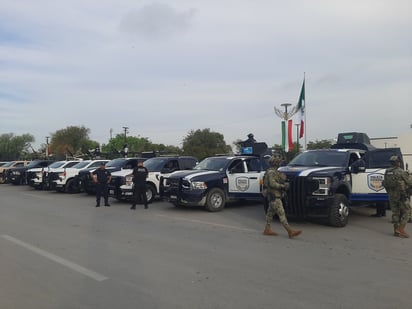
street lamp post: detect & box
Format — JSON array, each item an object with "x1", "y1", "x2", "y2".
[
  {"x1": 295, "y1": 123, "x2": 300, "y2": 153},
  {"x1": 274, "y1": 103, "x2": 298, "y2": 153}
]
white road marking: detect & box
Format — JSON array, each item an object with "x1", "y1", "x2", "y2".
[
  {"x1": 2, "y1": 235, "x2": 108, "y2": 282},
  {"x1": 22, "y1": 193, "x2": 54, "y2": 200},
  {"x1": 155, "y1": 214, "x2": 258, "y2": 233}
]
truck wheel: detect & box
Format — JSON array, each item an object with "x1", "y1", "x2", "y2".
[
  {"x1": 146, "y1": 184, "x2": 156, "y2": 204},
  {"x1": 328, "y1": 193, "x2": 349, "y2": 227},
  {"x1": 65, "y1": 179, "x2": 78, "y2": 194},
  {"x1": 205, "y1": 188, "x2": 226, "y2": 212}
]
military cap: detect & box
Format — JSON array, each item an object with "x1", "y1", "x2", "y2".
[{"x1": 389, "y1": 155, "x2": 400, "y2": 162}]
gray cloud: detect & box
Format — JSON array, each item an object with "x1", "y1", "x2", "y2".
[{"x1": 119, "y1": 3, "x2": 196, "y2": 39}]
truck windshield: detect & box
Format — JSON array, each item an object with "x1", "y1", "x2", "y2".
[
  {"x1": 48, "y1": 161, "x2": 66, "y2": 168},
  {"x1": 72, "y1": 161, "x2": 91, "y2": 169},
  {"x1": 143, "y1": 158, "x2": 171, "y2": 172},
  {"x1": 106, "y1": 158, "x2": 126, "y2": 168},
  {"x1": 289, "y1": 151, "x2": 348, "y2": 167},
  {"x1": 195, "y1": 157, "x2": 230, "y2": 171}
]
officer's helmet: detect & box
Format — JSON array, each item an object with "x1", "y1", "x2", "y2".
[
  {"x1": 389, "y1": 155, "x2": 400, "y2": 165},
  {"x1": 268, "y1": 156, "x2": 282, "y2": 167}
]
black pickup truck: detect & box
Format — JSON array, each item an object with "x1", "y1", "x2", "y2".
[
  {"x1": 160, "y1": 154, "x2": 269, "y2": 212},
  {"x1": 6, "y1": 160, "x2": 54, "y2": 185},
  {"x1": 77, "y1": 157, "x2": 146, "y2": 194},
  {"x1": 278, "y1": 132, "x2": 403, "y2": 227}
]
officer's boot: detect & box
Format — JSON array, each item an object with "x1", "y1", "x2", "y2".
[
  {"x1": 397, "y1": 225, "x2": 410, "y2": 238},
  {"x1": 263, "y1": 224, "x2": 277, "y2": 236},
  {"x1": 285, "y1": 225, "x2": 302, "y2": 239},
  {"x1": 394, "y1": 225, "x2": 400, "y2": 237}
]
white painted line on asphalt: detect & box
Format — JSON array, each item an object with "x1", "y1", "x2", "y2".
[
  {"x1": 154, "y1": 214, "x2": 258, "y2": 233},
  {"x1": 22, "y1": 192, "x2": 54, "y2": 200},
  {"x1": 2, "y1": 235, "x2": 108, "y2": 282}
]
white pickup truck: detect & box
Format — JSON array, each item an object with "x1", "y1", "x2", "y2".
[
  {"x1": 27, "y1": 160, "x2": 82, "y2": 190},
  {"x1": 51, "y1": 160, "x2": 109, "y2": 193}
]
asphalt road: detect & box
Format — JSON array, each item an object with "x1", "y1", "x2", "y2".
[{"x1": 0, "y1": 184, "x2": 411, "y2": 309}]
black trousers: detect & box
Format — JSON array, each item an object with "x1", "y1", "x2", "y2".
[
  {"x1": 96, "y1": 183, "x2": 109, "y2": 205},
  {"x1": 132, "y1": 184, "x2": 147, "y2": 207}
]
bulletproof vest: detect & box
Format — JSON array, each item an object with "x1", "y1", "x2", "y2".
[{"x1": 383, "y1": 167, "x2": 400, "y2": 190}]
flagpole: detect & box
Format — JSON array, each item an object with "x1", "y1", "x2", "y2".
[{"x1": 303, "y1": 72, "x2": 307, "y2": 151}]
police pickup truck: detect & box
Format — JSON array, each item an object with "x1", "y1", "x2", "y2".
[
  {"x1": 51, "y1": 159, "x2": 109, "y2": 193},
  {"x1": 109, "y1": 156, "x2": 198, "y2": 203},
  {"x1": 77, "y1": 157, "x2": 146, "y2": 195},
  {"x1": 6, "y1": 160, "x2": 54, "y2": 185},
  {"x1": 27, "y1": 160, "x2": 81, "y2": 190},
  {"x1": 278, "y1": 132, "x2": 403, "y2": 227},
  {"x1": 160, "y1": 152, "x2": 269, "y2": 212}
]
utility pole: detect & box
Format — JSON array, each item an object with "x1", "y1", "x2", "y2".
[
  {"x1": 45, "y1": 136, "x2": 50, "y2": 159},
  {"x1": 122, "y1": 126, "x2": 129, "y2": 143},
  {"x1": 122, "y1": 127, "x2": 129, "y2": 158}
]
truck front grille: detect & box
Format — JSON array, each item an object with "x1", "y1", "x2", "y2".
[{"x1": 284, "y1": 176, "x2": 307, "y2": 217}]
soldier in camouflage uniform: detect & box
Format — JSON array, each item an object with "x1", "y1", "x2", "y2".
[
  {"x1": 382, "y1": 156, "x2": 412, "y2": 238},
  {"x1": 263, "y1": 156, "x2": 302, "y2": 238}
]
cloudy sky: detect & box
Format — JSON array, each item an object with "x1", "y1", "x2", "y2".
[{"x1": 1, "y1": 0, "x2": 411, "y2": 149}]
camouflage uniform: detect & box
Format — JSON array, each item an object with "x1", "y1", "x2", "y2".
[
  {"x1": 383, "y1": 156, "x2": 412, "y2": 237},
  {"x1": 265, "y1": 167, "x2": 289, "y2": 226},
  {"x1": 263, "y1": 156, "x2": 301, "y2": 238}
]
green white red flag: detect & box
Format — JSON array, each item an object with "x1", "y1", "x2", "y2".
[
  {"x1": 282, "y1": 119, "x2": 293, "y2": 152},
  {"x1": 297, "y1": 79, "x2": 305, "y2": 138}
]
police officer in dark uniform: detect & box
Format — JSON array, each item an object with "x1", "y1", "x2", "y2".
[
  {"x1": 131, "y1": 161, "x2": 149, "y2": 210},
  {"x1": 91, "y1": 162, "x2": 112, "y2": 207}
]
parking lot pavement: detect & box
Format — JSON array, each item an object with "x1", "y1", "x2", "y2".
[{"x1": 1, "y1": 184, "x2": 411, "y2": 309}]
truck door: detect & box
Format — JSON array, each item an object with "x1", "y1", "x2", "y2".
[
  {"x1": 350, "y1": 150, "x2": 396, "y2": 201},
  {"x1": 227, "y1": 158, "x2": 262, "y2": 197}
]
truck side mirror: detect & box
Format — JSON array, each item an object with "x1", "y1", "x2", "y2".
[{"x1": 350, "y1": 159, "x2": 366, "y2": 173}]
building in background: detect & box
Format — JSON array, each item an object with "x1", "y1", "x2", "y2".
[{"x1": 370, "y1": 132, "x2": 412, "y2": 171}]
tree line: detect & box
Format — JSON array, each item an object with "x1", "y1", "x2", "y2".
[{"x1": 0, "y1": 126, "x2": 333, "y2": 161}]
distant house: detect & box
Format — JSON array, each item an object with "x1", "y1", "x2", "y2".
[{"x1": 370, "y1": 132, "x2": 412, "y2": 171}]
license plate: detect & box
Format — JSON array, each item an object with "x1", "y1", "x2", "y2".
[
  {"x1": 109, "y1": 190, "x2": 114, "y2": 195},
  {"x1": 125, "y1": 192, "x2": 132, "y2": 196},
  {"x1": 170, "y1": 195, "x2": 177, "y2": 200}
]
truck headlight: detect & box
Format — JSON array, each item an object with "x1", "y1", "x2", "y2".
[
  {"x1": 190, "y1": 181, "x2": 207, "y2": 190},
  {"x1": 312, "y1": 177, "x2": 331, "y2": 196},
  {"x1": 125, "y1": 175, "x2": 133, "y2": 186}
]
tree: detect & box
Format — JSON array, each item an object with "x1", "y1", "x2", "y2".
[
  {"x1": 272, "y1": 142, "x2": 300, "y2": 163},
  {"x1": 0, "y1": 133, "x2": 35, "y2": 160},
  {"x1": 307, "y1": 139, "x2": 334, "y2": 150},
  {"x1": 182, "y1": 128, "x2": 232, "y2": 160},
  {"x1": 49, "y1": 126, "x2": 98, "y2": 159},
  {"x1": 102, "y1": 134, "x2": 182, "y2": 158}
]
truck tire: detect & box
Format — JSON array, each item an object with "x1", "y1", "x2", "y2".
[
  {"x1": 328, "y1": 193, "x2": 349, "y2": 227},
  {"x1": 205, "y1": 188, "x2": 226, "y2": 212},
  {"x1": 65, "y1": 179, "x2": 78, "y2": 194},
  {"x1": 146, "y1": 184, "x2": 156, "y2": 204}
]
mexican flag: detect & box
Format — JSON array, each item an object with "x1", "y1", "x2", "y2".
[
  {"x1": 297, "y1": 80, "x2": 305, "y2": 138},
  {"x1": 282, "y1": 119, "x2": 293, "y2": 152}
]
